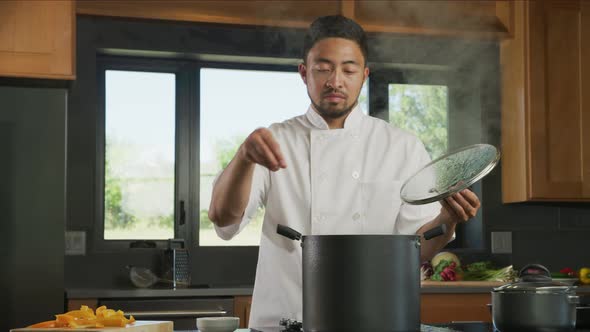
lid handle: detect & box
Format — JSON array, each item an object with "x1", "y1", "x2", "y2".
[{"x1": 519, "y1": 263, "x2": 551, "y2": 282}]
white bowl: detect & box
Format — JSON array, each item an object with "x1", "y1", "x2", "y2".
[{"x1": 196, "y1": 317, "x2": 240, "y2": 332}]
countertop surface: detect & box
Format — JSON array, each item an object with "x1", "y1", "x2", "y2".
[
  {"x1": 67, "y1": 282, "x2": 590, "y2": 298},
  {"x1": 67, "y1": 285, "x2": 253, "y2": 299},
  {"x1": 181, "y1": 322, "x2": 590, "y2": 332}
]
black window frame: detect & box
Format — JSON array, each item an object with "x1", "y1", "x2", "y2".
[
  {"x1": 95, "y1": 55, "x2": 301, "y2": 253},
  {"x1": 95, "y1": 59, "x2": 488, "y2": 251},
  {"x1": 95, "y1": 56, "x2": 194, "y2": 252}
]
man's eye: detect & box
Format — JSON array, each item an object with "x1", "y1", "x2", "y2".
[
  {"x1": 344, "y1": 70, "x2": 357, "y2": 74},
  {"x1": 316, "y1": 68, "x2": 330, "y2": 73}
]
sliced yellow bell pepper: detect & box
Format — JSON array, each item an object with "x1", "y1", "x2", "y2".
[
  {"x1": 27, "y1": 305, "x2": 136, "y2": 328},
  {"x1": 580, "y1": 267, "x2": 590, "y2": 284},
  {"x1": 27, "y1": 320, "x2": 56, "y2": 328}
]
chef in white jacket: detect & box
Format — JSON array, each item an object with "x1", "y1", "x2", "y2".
[{"x1": 208, "y1": 15, "x2": 481, "y2": 328}]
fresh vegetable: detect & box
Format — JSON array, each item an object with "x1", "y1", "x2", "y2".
[
  {"x1": 431, "y1": 252, "x2": 461, "y2": 269},
  {"x1": 461, "y1": 261, "x2": 517, "y2": 282},
  {"x1": 27, "y1": 305, "x2": 135, "y2": 328},
  {"x1": 27, "y1": 321, "x2": 56, "y2": 328},
  {"x1": 421, "y1": 261, "x2": 434, "y2": 281},
  {"x1": 431, "y1": 259, "x2": 461, "y2": 281},
  {"x1": 551, "y1": 272, "x2": 570, "y2": 278},
  {"x1": 465, "y1": 261, "x2": 494, "y2": 272},
  {"x1": 552, "y1": 268, "x2": 578, "y2": 279},
  {"x1": 580, "y1": 267, "x2": 590, "y2": 285},
  {"x1": 560, "y1": 267, "x2": 577, "y2": 277}
]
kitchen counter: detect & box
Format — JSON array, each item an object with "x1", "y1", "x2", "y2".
[
  {"x1": 67, "y1": 285, "x2": 253, "y2": 299},
  {"x1": 421, "y1": 281, "x2": 590, "y2": 293},
  {"x1": 420, "y1": 281, "x2": 503, "y2": 294},
  {"x1": 67, "y1": 282, "x2": 590, "y2": 299}
]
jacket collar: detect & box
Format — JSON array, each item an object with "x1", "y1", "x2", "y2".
[{"x1": 305, "y1": 104, "x2": 363, "y2": 130}]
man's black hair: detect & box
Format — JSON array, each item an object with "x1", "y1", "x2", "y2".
[{"x1": 302, "y1": 15, "x2": 368, "y2": 66}]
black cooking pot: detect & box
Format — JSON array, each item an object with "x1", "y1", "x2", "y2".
[
  {"x1": 492, "y1": 264, "x2": 579, "y2": 332},
  {"x1": 277, "y1": 224, "x2": 446, "y2": 332}
]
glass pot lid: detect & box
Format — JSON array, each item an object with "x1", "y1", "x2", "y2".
[
  {"x1": 493, "y1": 281, "x2": 575, "y2": 294},
  {"x1": 400, "y1": 144, "x2": 500, "y2": 205}
]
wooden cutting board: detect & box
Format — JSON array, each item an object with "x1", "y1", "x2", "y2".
[{"x1": 10, "y1": 321, "x2": 173, "y2": 332}]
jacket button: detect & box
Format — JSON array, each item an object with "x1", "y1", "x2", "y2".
[
  {"x1": 352, "y1": 171, "x2": 360, "y2": 179},
  {"x1": 352, "y1": 212, "x2": 361, "y2": 221}
]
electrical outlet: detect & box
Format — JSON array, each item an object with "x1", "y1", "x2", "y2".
[
  {"x1": 65, "y1": 231, "x2": 86, "y2": 255},
  {"x1": 491, "y1": 231, "x2": 512, "y2": 254}
]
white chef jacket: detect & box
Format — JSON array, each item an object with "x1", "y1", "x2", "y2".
[{"x1": 214, "y1": 105, "x2": 443, "y2": 328}]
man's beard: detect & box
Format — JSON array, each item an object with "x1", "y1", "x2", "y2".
[{"x1": 309, "y1": 92, "x2": 358, "y2": 119}]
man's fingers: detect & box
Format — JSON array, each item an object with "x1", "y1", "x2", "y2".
[
  {"x1": 453, "y1": 192, "x2": 478, "y2": 219},
  {"x1": 445, "y1": 195, "x2": 469, "y2": 221},
  {"x1": 243, "y1": 128, "x2": 286, "y2": 172},
  {"x1": 441, "y1": 199, "x2": 460, "y2": 220},
  {"x1": 460, "y1": 189, "x2": 481, "y2": 209},
  {"x1": 260, "y1": 130, "x2": 287, "y2": 168},
  {"x1": 250, "y1": 137, "x2": 280, "y2": 171}
]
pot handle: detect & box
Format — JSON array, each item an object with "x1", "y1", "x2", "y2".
[
  {"x1": 423, "y1": 224, "x2": 447, "y2": 240},
  {"x1": 568, "y1": 295, "x2": 580, "y2": 305},
  {"x1": 277, "y1": 224, "x2": 302, "y2": 241}
]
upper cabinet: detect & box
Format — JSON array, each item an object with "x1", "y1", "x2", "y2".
[
  {"x1": 76, "y1": 0, "x2": 511, "y2": 38},
  {"x1": 347, "y1": 1, "x2": 511, "y2": 38},
  {"x1": 0, "y1": 0, "x2": 75, "y2": 80},
  {"x1": 76, "y1": 0, "x2": 342, "y2": 29},
  {"x1": 501, "y1": 0, "x2": 590, "y2": 202}
]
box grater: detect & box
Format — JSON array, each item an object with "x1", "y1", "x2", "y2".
[{"x1": 161, "y1": 239, "x2": 191, "y2": 288}]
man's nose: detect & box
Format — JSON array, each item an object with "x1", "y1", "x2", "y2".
[{"x1": 326, "y1": 69, "x2": 344, "y2": 89}]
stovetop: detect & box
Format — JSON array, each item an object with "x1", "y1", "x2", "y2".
[
  {"x1": 251, "y1": 324, "x2": 485, "y2": 332},
  {"x1": 244, "y1": 322, "x2": 590, "y2": 332}
]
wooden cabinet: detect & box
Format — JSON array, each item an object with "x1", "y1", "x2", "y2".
[
  {"x1": 77, "y1": 0, "x2": 511, "y2": 39},
  {"x1": 421, "y1": 293, "x2": 491, "y2": 323},
  {"x1": 234, "y1": 296, "x2": 252, "y2": 328},
  {"x1": 228, "y1": 293, "x2": 491, "y2": 325},
  {"x1": 501, "y1": 0, "x2": 590, "y2": 202},
  {"x1": 0, "y1": 0, "x2": 75, "y2": 79}
]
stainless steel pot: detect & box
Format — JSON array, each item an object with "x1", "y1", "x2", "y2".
[
  {"x1": 277, "y1": 224, "x2": 446, "y2": 332},
  {"x1": 492, "y1": 264, "x2": 579, "y2": 332}
]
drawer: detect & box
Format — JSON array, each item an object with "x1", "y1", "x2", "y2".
[{"x1": 99, "y1": 297, "x2": 234, "y2": 330}]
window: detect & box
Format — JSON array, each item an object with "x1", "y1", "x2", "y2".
[
  {"x1": 389, "y1": 84, "x2": 448, "y2": 159},
  {"x1": 199, "y1": 68, "x2": 308, "y2": 246},
  {"x1": 104, "y1": 70, "x2": 176, "y2": 240},
  {"x1": 99, "y1": 60, "x2": 478, "y2": 251}
]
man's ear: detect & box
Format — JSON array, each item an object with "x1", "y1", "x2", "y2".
[
  {"x1": 364, "y1": 67, "x2": 370, "y2": 82},
  {"x1": 298, "y1": 63, "x2": 307, "y2": 84}
]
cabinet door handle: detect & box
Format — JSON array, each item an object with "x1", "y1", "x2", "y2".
[
  {"x1": 179, "y1": 200, "x2": 186, "y2": 225},
  {"x1": 125, "y1": 310, "x2": 227, "y2": 318}
]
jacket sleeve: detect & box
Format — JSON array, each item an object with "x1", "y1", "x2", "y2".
[{"x1": 213, "y1": 164, "x2": 270, "y2": 240}]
